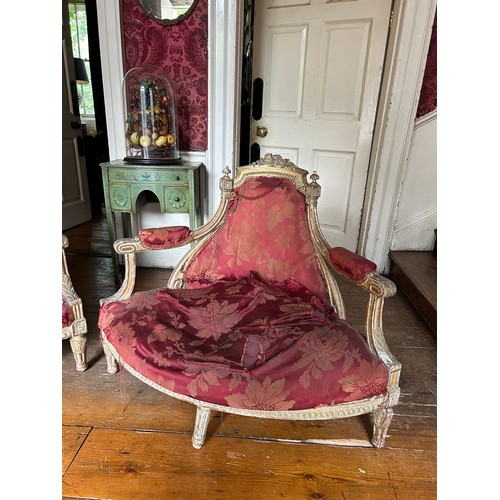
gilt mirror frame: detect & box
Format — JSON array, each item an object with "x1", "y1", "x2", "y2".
[{"x1": 138, "y1": 0, "x2": 200, "y2": 26}]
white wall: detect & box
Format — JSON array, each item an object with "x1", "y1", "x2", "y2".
[{"x1": 390, "y1": 111, "x2": 437, "y2": 251}]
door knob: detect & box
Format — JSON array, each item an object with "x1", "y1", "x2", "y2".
[{"x1": 256, "y1": 126, "x2": 268, "y2": 138}]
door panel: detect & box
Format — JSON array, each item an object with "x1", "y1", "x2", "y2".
[
  {"x1": 266, "y1": 25, "x2": 307, "y2": 115},
  {"x1": 251, "y1": 0, "x2": 392, "y2": 250},
  {"x1": 312, "y1": 150, "x2": 354, "y2": 234},
  {"x1": 319, "y1": 21, "x2": 370, "y2": 118},
  {"x1": 62, "y1": 0, "x2": 92, "y2": 230}
]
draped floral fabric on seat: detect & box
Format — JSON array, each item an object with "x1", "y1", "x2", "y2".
[
  {"x1": 99, "y1": 154, "x2": 401, "y2": 449},
  {"x1": 99, "y1": 272, "x2": 388, "y2": 410}
]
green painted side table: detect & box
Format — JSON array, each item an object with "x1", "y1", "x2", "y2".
[{"x1": 101, "y1": 160, "x2": 203, "y2": 282}]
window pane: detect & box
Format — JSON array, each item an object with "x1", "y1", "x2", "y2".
[{"x1": 68, "y1": 2, "x2": 94, "y2": 118}]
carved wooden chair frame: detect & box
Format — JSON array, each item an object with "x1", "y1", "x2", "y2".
[{"x1": 62, "y1": 234, "x2": 88, "y2": 371}]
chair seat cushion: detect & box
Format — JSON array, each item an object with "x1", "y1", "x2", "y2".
[{"x1": 99, "y1": 272, "x2": 389, "y2": 411}]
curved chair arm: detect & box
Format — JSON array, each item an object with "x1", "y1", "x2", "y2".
[
  {"x1": 328, "y1": 247, "x2": 395, "y2": 297},
  {"x1": 99, "y1": 221, "x2": 220, "y2": 306},
  {"x1": 139, "y1": 226, "x2": 192, "y2": 249},
  {"x1": 328, "y1": 247, "x2": 377, "y2": 284},
  {"x1": 327, "y1": 247, "x2": 401, "y2": 387},
  {"x1": 101, "y1": 183, "x2": 236, "y2": 307}
]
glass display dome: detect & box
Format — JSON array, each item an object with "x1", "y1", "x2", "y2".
[{"x1": 122, "y1": 65, "x2": 181, "y2": 164}]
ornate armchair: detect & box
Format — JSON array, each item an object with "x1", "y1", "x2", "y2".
[
  {"x1": 62, "y1": 234, "x2": 87, "y2": 371},
  {"x1": 98, "y1": 154, "x2": 401, "y2": 449}
]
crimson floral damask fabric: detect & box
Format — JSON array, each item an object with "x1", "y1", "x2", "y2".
[
  {"x1": 62, "y1": 295, "x2": 74, "y2": 328},
  {"x1": 183, "y1": 177, "x2": 328, "y2": 301},
  {"x1": 416, "y1": 14, "x2": 437, "y2": 118},
  {"x1": 99, "y1": 272, "x2": 389, "y2": 410},
  {"x1": 328, "y1": 247, "x2": 377, "y2": 283},
  {"x1": 139, "y1": 225, "x2": 191, "y2": 249},
  {"x1": 121, "y1": 0, "x2": 208, "y2": 151}
]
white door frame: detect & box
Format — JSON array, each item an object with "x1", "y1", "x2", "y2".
[
  {"x1": 97, "y1": 0, "x2": 436, "y2": 272},
  {"x1": 96, "y1": 0, "x2": 126, "y2": 163},
  {"x1": 206, "y1": 0, "x2": 244, "y2": 216},
  {"x1": 359, "y1": 0, "x2": 437, "y2": 272}
]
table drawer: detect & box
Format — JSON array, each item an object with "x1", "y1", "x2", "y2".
[
  {"x1": 108, "y1": 169, "x2": 188, "y2": 185},
  {"x1": 165, "y1": 187, "x2": 189, "y2": 212}
]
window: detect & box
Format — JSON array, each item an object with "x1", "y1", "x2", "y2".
[{"x1": 68, "y1": 1, "x2": 95, "y2": 117}]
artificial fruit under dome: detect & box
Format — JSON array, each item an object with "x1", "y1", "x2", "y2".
[{"x1": 122, "y1": 65, "x2": 181, "y2": 164}]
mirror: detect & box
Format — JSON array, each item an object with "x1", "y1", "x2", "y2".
[{"x1": 138, "y1": 0, "x2": 199, "y2": 25}]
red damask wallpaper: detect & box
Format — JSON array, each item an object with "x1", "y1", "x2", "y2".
[
  {"x1": 121, "y1": 0, "x2": 208, "y2": 151},
  {"x1": 416, "y1": 14, "x2": 437, "y2": 118}
]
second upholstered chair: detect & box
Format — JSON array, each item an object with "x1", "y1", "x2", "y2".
[{"x1": 62, "y1": 234, "x2": 88, "y2": 371}]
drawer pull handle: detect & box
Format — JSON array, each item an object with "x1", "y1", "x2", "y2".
[
  {"x1": 174, "y1": 197, "x2": 181, "y2": 202},
  {"x1": 174, "y1": 176, "x2": 180, "y2": 180}
]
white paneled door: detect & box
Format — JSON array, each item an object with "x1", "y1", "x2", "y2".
[{"x1": 251, "y1": 0, "x2": 392, "y2": 250}]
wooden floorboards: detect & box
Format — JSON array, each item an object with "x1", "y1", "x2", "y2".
[{"x1": 62, "y1": 213, "x2": 437, "y2": 499}]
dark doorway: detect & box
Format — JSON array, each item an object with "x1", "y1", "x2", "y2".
[
  {"x1": 84, "y1": 0, "x2": 110, "y2": 216},
  {"x1": 239, "y1": 0, "x2": 255, "y2": 166}
]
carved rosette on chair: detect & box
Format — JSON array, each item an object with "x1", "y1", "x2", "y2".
[
  {"x1": 62, "y1": 235, "x2": 88, "y2": 371},
  {"x1": 98, "y1": 154, "x2": 401, "y2": 449}
]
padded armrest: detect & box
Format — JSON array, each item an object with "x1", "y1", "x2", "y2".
[
  {"x1": 328, "y1": 247, "x2": 377, "y2": 283},
  {"x1": 138, "y1": 226, "x2": 192, "y2": 249},
  {"x1": 104, "y1": 226, "x2": 194, "y2": 305}
]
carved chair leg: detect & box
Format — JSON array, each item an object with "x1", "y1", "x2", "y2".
[
  {"x1": 371, "y1": 407, "x2": 394, "y2": 448},
  {"x1": 102, "y1": 341, "x2": 118, "y2": 374},
  {"x1": 69, "y1": 335, "x2": 87, "y2": 372},
  {"x1": 192, "y1": 407, "x2": 211, "y2": 449}
]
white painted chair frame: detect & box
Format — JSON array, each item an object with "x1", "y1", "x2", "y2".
[{"x1": 62, "y1": 234, "x2": 88, "y2": 372}]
